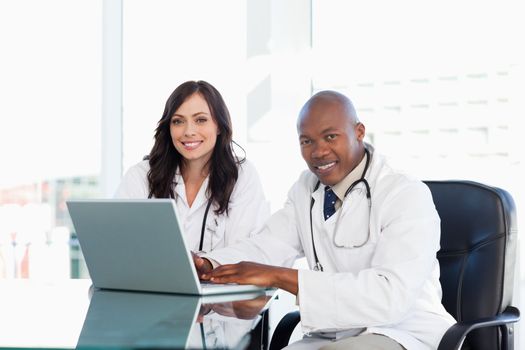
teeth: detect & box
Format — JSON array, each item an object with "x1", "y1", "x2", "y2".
[
  {"x1": 317, "y1": 162, "x2": 335, "y2": 170},
  {"x1": 183, "y1": 142, "x2": 200, "y2": 147}
]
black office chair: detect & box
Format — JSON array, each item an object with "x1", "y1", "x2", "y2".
[{"x1": 269, "y1": 180, "x2": 520, "y2": 350}]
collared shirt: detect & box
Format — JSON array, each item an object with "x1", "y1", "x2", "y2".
[{"x1": 330, "y1": 150, "x2": 368, "y2": 210}]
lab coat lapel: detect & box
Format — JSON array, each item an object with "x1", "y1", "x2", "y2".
[{"x1": 309, "y1": 186, "x2": 338, "y2": 270}]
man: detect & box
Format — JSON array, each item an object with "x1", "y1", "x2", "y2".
[{"x1": 194, "y1": 91, "x2": 454, "y2": 349}]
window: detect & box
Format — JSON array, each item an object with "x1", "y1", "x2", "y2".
[{"x1": 0, "y1": 0, "x2": 102, "y2": 279}]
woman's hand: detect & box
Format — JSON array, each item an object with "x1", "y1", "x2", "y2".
[{"x1": 192, "y1": 252, "x2": 213, "y2": 280}]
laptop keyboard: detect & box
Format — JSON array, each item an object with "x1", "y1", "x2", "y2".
[{"x1": 200, "y1": 281, "x2": 238, "y2": 288}]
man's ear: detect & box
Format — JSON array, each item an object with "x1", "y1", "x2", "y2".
[{"x1": 355, "y1": 122, "x2": 366, "y2": 141}]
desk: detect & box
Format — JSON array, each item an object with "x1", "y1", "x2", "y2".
[{"x1": 0, "y1": 279, "x2": 275, "y2": 349}]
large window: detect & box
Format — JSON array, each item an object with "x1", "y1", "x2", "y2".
[
  {"x1": 0, "y1": 0, "x2": 102, "y2": 279},
  {"x1": 312, "y1": 0, "x2": 524, "y2": 189},
  {"x1": 122, "y1": 1, "x2": 248, "y2": 172}
]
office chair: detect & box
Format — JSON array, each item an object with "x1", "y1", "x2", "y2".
[{"x1": 269, "y1": 180, "x2": 520, "y2": 350}]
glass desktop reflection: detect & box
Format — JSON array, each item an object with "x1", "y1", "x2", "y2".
[{"x1": 76, "y1": 288, "x2": 271, "y2": 349}]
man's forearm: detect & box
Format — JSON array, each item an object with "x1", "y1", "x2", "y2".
[{"x1": 273, "y1": 267, "x2": 299, "y2": 295}]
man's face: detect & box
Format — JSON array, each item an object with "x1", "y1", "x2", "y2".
[{"x1": 298, "y1": 100, "x2": 365, "y2": 186}]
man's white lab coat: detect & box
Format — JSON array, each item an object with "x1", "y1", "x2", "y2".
[{"x1": 207, "y1": 149, "x2": 455, "y2": 349}]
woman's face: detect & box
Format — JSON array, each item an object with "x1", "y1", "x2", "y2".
[{"x1": 170, "y1": 93, "x2": 219, "y2": 168}]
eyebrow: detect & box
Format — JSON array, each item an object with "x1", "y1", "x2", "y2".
[
  {"x1": 172, "y1": 111, "x2": 210, "y2": 118},
  {"x1": 299, "y1": 126, "x2": 340, "y2": 138},
  {"x1": 325, "y1": 128, "x2": 340, "y2": 134}
]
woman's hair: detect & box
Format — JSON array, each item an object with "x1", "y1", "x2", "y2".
[{"x1": 147, "y1": 80, "x2": 244, "y2": 215}]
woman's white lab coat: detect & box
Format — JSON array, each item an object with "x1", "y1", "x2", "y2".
[
  {"x1": 114, "y1": 159, "x2": 270, "y2": 252},
  {"x1": 208, "y1": 149, "x2": 455, "y2": 350}
]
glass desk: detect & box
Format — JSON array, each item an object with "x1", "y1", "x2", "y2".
[{"x1": 0, "y1": 279, "x2": 275, "y2": 349}]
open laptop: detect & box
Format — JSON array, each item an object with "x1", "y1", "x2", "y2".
[{"x1": 66, "y1": 199, "x2": 266, "y2": 295}]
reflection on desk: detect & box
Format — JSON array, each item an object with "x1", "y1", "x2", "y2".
[
  {"x1": 78, "y1": 288, "x2": 273, "y2": 349},
  {"x1": 0, "y1": 280, "x2": 274, "y2": 350}
]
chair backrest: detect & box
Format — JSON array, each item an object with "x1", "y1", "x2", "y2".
[{"x1": 425, "y1": 180, "x2": 518, "y2": 349}]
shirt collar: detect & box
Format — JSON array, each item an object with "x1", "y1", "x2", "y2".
[
  {"x1": 330, "y1": 151, "x2": 368, "y2": 201},
  {"x1": 173, "y1": 168, "x2": 211, "y2": 210},
  {"x1": 173, "y1": 170, "x2": 185, "y2": 200}
]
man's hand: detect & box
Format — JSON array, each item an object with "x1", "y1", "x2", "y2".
[
  {"x1": 192, "y1": 252, "x2": 213, "y2": 280},
  {"x1": 202, "y1": 261, "x2": 299, "y2": 295},
  {"x1": 210, "y1": 295, "x2": 271, "y2": 319}
]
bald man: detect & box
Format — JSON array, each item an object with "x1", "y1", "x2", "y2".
[{"x1": 194, "y1": 91, "x2": 454, "y2": 350}]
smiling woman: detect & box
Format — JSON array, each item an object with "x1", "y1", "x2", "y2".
[
  {"x1": 169, "y1": 92, "x2": 220, "y2": 186},
  {"x1": 114, "y1": 80, "x2": 270, "y2": 254},
  {"x1": 147, "y1": 81, "x2": 239, "y2": 213}
]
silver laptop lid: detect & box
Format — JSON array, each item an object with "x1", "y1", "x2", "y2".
[{"x1": 67, "y1": 199, "x2": 202, "y2": 294}]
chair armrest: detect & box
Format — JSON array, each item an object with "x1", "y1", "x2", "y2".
[
  {"x1": 269, "y1": 310, "x2": 301, "y2": 350},
  {"x1": 437, "y1": 306, "x2": 520, "y2": 350},
  {"x1": 269, "y1": 307, "x2": 520, "y2": 350}
]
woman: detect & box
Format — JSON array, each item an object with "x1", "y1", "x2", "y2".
[{"x1": 115, "y1": 80, "x2": 269, "y2": 252}]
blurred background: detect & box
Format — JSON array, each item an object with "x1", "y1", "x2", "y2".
[{"x1": 0, "y1": 0, "x2": 523, "y2": 345}]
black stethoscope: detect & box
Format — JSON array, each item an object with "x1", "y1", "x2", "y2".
[
  {"x1": 310, "y1": 148, "x2": 372, "y2": 272},
  {"x1": 199, "y1": 200, "x2": 213, "y2": 251},
  {"x1": 145, "y1": 153, "x2": 215, "y2": 252}
]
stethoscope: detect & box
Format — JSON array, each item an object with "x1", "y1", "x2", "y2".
[
  {"x1": 145, "y1": 152, "x2": 213, "y2": 252},
  {"x1": 199, "y1": 200, "x2": 213, "y2": 251},
  {"x1": 310, "y1": 148, "x2": 372, "y2": 272}
]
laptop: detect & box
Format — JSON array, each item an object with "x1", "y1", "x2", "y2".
[{"x1": 66, "y1": 199, "x2": 266, "y2": 295}]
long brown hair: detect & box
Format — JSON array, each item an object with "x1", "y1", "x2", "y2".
[{"x1": 147, "y1": 80, "x2": 243, "y2": 215}]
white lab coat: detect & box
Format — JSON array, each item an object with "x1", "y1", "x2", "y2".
[
  {"x1": 114, "y1": 159, "x2": 270, "y2": 252},
  {"x1": 207, "y1": 148, "x2": 455, "y2": 350}
]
